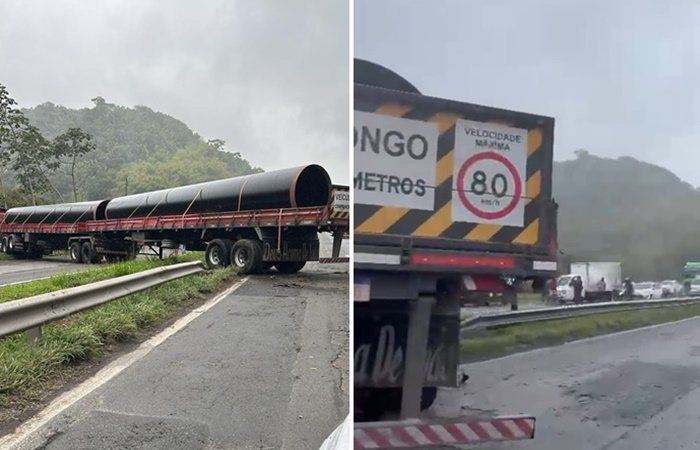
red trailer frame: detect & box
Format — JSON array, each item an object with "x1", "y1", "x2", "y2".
[{"x1": 0, "y1": 199, "x2": 349, "y2": 273}]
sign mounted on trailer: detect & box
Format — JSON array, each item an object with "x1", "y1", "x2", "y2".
[
  {"x1": 453, "y1": 119, "x2": 527, "y2": 227},
  {"x1": 354, "y1": 111, "x2": 438, "y2": 210},
  {"x1": 332, "y1": 189, "x2": 349, "y2": 213},
  {"x1": 354, "y1": 82, "x2": 554, "y2": 247}
]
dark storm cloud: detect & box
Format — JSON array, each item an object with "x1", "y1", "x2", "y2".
[
  {"x1": 0, "y1": 0, "x2": 349, "y2": 183},
  {"x1": 355, "y1": 0, "x2": 700, "y2": 185}
]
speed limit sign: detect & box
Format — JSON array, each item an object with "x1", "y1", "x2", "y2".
[{"x1": 452, "y1": 119, "x2": 527, "y2": 227}]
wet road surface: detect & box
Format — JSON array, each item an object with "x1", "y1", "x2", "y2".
[
  {"x1": 5, "y1": 261, "x2": 348, "y2": 449},
  {"x1": 0, "y1": 256, "x2": 82, "y2": 286},
  {"x1": 432, "y1": 316, "x2": 700, "y2": 449}
]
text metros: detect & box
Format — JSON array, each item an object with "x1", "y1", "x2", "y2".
[
  {"x1": 354, "y1": 125, "x2": 428, "y2": 197},
  {"x1": 354, "y1": 111, "x2": 438, "y2": 210}
]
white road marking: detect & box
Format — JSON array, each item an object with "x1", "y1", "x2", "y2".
[
  {"x1": 0, "y1": 275, "x2": 53, "y2": 288},
  {"x1": 0, "y1": 276, "x2": 249, "y2": 449}
]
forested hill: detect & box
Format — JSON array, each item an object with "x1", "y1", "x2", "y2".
[
  {"x1": 554, "y1": 150, "x2": 700, "y2": 279},
  {"x1": 21, "y1": 97, "x2": 261, "y2": 201}
]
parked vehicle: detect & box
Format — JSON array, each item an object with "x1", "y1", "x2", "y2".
[
  {"x1": 689, "y1": 279, "x2": 700, "y2": 296},
  {"x1": 557, "y1": 262, "x2": 621, "y2": 302},
  {"x1": 661, "y1": 280, "x2": 681, "y2": 297},
  {"x1": 634, "y1": 281, "x2": 663, "y2": 299},
  {"x1": 556, "y1": 274, "x2": 586, "y2": 302}
]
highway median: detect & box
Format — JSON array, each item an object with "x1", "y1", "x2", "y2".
[
  {"x1": 0, "y1": 255, "x2": 237, "y2": 429},
  {"x1": 461, "y1": 303, "x2": 700, "y2": 363}
]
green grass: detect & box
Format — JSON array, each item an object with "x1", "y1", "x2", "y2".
[
  {"x1": 0, "y1": 253, "x2": 12, "y2": 261},
  {"x1": 461, "y1": 304, "x2": 700, "y2": 362},
  {"x1": 0, "y1": 255, "x2": 236, "y2": 406},
  {"x1": 0, "y1": 254, "x2": 201, "y2": 302}
]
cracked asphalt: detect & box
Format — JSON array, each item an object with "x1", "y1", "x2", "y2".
[
  {"x1": 9, "y1": 259, "x2": 348, "y2": 450},
  {"x1": 431, "y1": 316, "x2": 700, "y2": 450}
]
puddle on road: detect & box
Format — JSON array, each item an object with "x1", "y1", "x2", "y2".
[{"x1": 562, "y1": 360, "x2": 700, "y2": 426}]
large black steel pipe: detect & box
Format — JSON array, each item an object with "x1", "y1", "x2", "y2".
[
  {"x1": 2, "y1": 201, "x2": 108, "y2": 225},
  {"x1": 2, "y1": 165, "x2": 332, "y2": 225},
  {"x1": 104, "y1": 164, "x2": 331, "y2": 219}
]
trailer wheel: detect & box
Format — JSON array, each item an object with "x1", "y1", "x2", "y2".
[
  {"x1": 0, "y1": 237, "x2": 6, "y2": 253},
  {"x1": 421, "y1": 387, "x2": 437, "y2": 410},
  {"x1": 230, "y1": 239, "x2": 263, "y2": 274},
  {"x1": 80, "y1": 242, "x2": 98, "y2": 264},
  {"x1": 274, "y1": 261, "x2": 306, "y2": 274},
  {"x1": 7, "y1": 235, "x2": 15, "y2": 251},
  {"x1": 69, "y1": 242, "x2": 83, "y2": 263},
  {"x1": 205, "y1": 239, "x2": 231, "y2": 269}
]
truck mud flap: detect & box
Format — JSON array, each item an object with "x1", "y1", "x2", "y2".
[
  {"x1": 355, "y1": 303, "x2": 459, "y2": 388},
  {"x1": 354, "y1": 415, "x2": 535, "y2": 448}
]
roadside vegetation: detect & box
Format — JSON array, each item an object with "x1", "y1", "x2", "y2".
[
  {"x1": 0, "y1": 254, "x2": 201, "y2": 302},
  {"x1": 461, "y1": 304, "x2": 700, "y2": 362},
  {"x1": 0, "y1": 255, "x2": 236, "y2": 407}
]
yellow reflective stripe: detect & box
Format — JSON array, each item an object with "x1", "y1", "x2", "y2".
[
  {"x1": 355, "y1": 207, "x2": 409, "y2": 234},
  {"x1": 513, "y1": 219, "x2": 539, "y2": 244},
  {"x1": 413, "y1": 202, "x2": 452, "y2": 237}
]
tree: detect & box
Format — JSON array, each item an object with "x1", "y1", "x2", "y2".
[
  {"x1": 0, "y1": 83, "x2": 29, "y2": 208},
  {"x1": 52, "y1": 128, "x2": 96, "y2": 202},
  {"x1": 11, "y1": 124, "x2": 62, "y2": 205}
]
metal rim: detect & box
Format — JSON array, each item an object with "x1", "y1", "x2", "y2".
[
  {"x1": 70, "y1": 244, "x2": 79, "y2": 261},
  {"x1": 208, "y1": 245, "x2": 222, "y2": 266},
  {"x1": 233, "y1": 247, "x2": 248, "y2": 267}
]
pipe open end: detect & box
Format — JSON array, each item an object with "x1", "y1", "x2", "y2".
[{"x1": 294, "y1": 165, "x2": 332, "y2": 207}]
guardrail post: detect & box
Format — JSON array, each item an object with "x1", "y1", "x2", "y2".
[{"x1": 25, "y1": 326, "x2": 42, "y2": 345}]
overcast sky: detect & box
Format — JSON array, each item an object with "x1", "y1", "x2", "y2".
[
  {"x1": 355, "y1": 0, "x2": 700, "y2": 186},
  {"x1": 0, "y1": 0, "x2": 349, "y2": 183}
]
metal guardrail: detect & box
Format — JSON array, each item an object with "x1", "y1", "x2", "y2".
[
  {"x1": 461, "y1": 296, "x2": 700, "y2": 332},
  {"x1": 0, "y1": 261, "x2": 205, "y2": 342}
]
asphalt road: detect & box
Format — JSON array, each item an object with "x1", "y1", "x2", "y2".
[
  {"x1": 431, "y1": 316, "x2": 700, "y2": 450},
  {"x1": 0, "y1": 256, "x2": 83, "y2": 286},
  {"x1": 7, "y1": 260, "x2": 349, "y2": 449}
]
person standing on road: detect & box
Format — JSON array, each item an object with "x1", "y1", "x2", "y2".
[
  {"x1": 597, "y1": 277, "x2": 606, "y2": 292},
  {"x1": 623, "y1": 277, "x2": 634, "y2": 299},
  {"x1": 548, "y1": 277, "x2": 557, "y2": 303},
  {"x1": 570, "y1": 276, "x2": 584, "y2": 304},
  {"x1": 683, "y1": 278, "x2": 692, "y2": 297}
]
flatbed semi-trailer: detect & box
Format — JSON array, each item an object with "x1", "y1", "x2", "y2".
[{"x1": 0, "y1": 166, "x2": 349, "y2": 274}]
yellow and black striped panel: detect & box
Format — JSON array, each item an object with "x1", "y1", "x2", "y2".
[
  {"x1": 331, "y1": 185, "x2": 350, "y2": 220},
  {"x1": 354, "y1": 96, "x2": 551, "y2": 246}
]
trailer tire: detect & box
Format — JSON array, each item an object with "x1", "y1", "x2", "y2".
[
  {"x1": 421, "y1": 387, "x2": 437, "y2": 410},
  {"x1": 0, "y1": 237, "x2": 6, "y2": 253},
  {"x1": 205, "y1": 239, "x2": 231, "y2": 269},
  {"x1": 7, "y1": 235, "x2": 15, "y2": 251},
  {"x1": 80, "y1": 242, "x2": 98, "y2": 264},
  {"x1": 230, "y1": 239, "x2": 263, "y2": 274},
  {"x1": 274, "y1": 261, "x2": 306, "y2": 274},
  {"x1": 69, "y1": 242, "x2": 83, "y2": 263}
]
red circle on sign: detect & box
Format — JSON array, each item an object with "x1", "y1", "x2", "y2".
[{"x1": 456, "y1": 151, "x2": 522, "y2": 220}]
